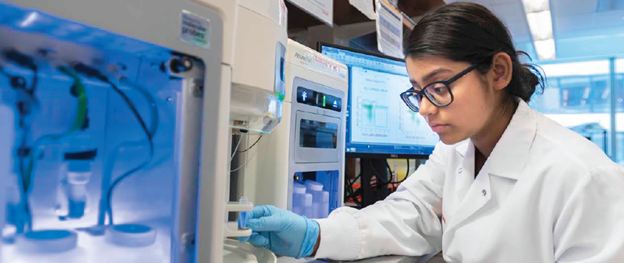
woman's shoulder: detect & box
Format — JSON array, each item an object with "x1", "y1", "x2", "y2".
[{"x1": 531, "y1": 109, "x2": 616, "y2": 173}]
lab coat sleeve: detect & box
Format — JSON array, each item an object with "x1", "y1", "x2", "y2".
[
  {"x1": 314, "y1": 143, "x2": 447, "y2": 260},
  {"x1": 554, "y1": 165, "x2": 624, "y2": 262}
]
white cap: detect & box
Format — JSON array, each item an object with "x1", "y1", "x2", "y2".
[
  {"x1": 293, "y1": 183, "x2": 306, "y2": 194},
  {"x1": 305, "y1": 180, "x2": 323, "y2": 191},
  {"x1": 305, "y1": 193, "x2": 313, "y2": 206}
]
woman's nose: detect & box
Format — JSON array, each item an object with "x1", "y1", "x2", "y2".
[{"x1": 418, "y1": 96, "x2": 437, "y2": 117}]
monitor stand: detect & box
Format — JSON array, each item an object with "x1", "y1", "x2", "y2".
[{"x1": 359, "y1": 158, "x2": 390, "y2": 207}]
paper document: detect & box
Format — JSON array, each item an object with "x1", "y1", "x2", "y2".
[
  {"x1": 349, "y1": 0, "x2": 377, "y2": 20},
  {"x1": 287, "y1": 0, "x2": 334, "y2": 26},
  {"x1": 375, "y1": 0, "x2": 404, "y2": 58}
]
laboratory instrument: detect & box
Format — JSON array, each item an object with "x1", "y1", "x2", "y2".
[
  {"x1": 0, "y1": 0, "x2": 229, "y2": 262},
  {"x1": 197, "y1": 0, "x2": 287, "y2": 262},
  {"x1": 243, "y1": 40, "x2": 349, "y2": 219}
]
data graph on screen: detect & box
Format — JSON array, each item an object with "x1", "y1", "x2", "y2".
[
  {"x1": 358, "y1": 98, "x2": 389, "y2": 129},
  {"x1": 320, "y1": 44, "x2": 439, "y2": 156}
]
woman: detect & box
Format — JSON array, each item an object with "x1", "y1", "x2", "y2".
[{"x1": 242, "y1": 2, "x2": 624, "y2": 262}]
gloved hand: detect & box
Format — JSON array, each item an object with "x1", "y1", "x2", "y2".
[{"x1": 239, "y1": 205, "x2": 319, "y2": 259}]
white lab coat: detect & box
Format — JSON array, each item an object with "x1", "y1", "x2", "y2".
[{"x1": 314, "y1": 100, "x2": 624, "y2": 262}]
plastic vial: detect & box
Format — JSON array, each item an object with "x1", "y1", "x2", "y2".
[
  {"x1": 57, "y1": 160, "x2": 91, "y2": 220},
  {"x1": 238, "y1": 196, "x2": 251, "y2": 230}
]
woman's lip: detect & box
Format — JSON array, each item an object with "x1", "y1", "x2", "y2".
[{"x1": 430, "y1": 124, "x2": 449, "y2": 133}]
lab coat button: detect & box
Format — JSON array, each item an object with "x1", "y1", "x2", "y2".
[
  {"x1": 482, "y1": 189, "x2": 487, "y2": 196},
  {"x1": 458, "y1": 168, "x2": 463, "y2": 174}
]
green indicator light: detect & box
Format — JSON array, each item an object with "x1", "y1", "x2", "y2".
[{"x1": 323, "y1": 95, "x2": 326, "y2": 107}]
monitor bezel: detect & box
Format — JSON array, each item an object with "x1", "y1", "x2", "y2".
[{"x1": 317, "y1": 42, "x2": 434, "y2": 159}]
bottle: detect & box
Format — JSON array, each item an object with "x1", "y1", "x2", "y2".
[
  {"x1": 292, "y1": 183, "x2": 306, "y2": 216},
  {"x1": 320, "y1": 191, "x2": 330, "y2": 218},
  {"x1": 303, "y1": 193, "x2": 313, "y2": 219},
  {"x1": 304, "y1": 180, "x2": 324, "y2": 218}
]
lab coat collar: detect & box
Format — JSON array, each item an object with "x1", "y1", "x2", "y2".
[{"x1": 455, "y1": 100, "x2": 537, "y2": 180}]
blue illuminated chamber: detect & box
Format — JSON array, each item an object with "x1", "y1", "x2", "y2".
[{"x1": 0, "y1": 2, "x2": 205, "y2": 262}]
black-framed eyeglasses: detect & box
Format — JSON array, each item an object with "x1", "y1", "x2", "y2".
[{"x1": 400, "y1": 63, "x2": 481, "y2": 112}]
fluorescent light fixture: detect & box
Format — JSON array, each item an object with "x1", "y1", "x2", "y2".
[
  {"x1": 522, "y1": 0, "x2": 555, "y2": 60},
  {"x1": 534, "y1": 39, "x2": 556, "y2": 60},
  {"x1": 526, "y1": 11, "x2": 553, "y2": 40},
  {"x1": 521, "y1": 0, "x2": 550, "y2": 13}
]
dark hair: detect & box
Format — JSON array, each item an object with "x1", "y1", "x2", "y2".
[{"x1": 404, "y1": 2, "x2": 544, "y2": 103}]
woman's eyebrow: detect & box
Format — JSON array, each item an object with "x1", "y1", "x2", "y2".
[{"x1": 409, "y1": 68, "x2": 453, "y2": 87}]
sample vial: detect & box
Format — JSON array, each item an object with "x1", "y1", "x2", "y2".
[{"x1": 238, "y1": 196, "x2": 251, "y2": 230}]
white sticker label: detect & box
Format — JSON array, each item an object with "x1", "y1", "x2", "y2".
[
  {"x1": 180, "y1": 10, "x2": 210, "y2": 49},
  {"x1": 376, "y1": 0, "x2": 403, "y2": 58},
  {"x1": 287, "y1": 0, "x2": 334, "y2": 26},
  {"x1": 349, "y1": 0, "x2": 377, "y2": 20},
  {"x1": 292, "y1": 50, "x2": 348, "y2": 81}
]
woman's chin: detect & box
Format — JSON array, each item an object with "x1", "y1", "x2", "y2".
[{"x1": 438, "y1": 133, "x2": 467, "y2": 145}]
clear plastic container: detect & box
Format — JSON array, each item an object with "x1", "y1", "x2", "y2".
[
  {"x1": 304, "y1": 181, "x2": 324, "y2": 218},
  {"x1": 320, "y1": 191, "x2": 330, "y2": 218},
  {"x1": 6, "y1": 230, "x2": 85, "y2": 263},
  {"x1": 292, "y1": 183, "x2": 306, "y2": 216},
  {"x1": 303, "y1": 193, "x2": 313, "y2": 219}
]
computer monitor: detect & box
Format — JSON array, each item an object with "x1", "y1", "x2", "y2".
[{"x1": 319, "y1": 43, "x2": 439, "y2": 158}]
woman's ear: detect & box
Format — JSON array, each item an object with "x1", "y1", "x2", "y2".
[{"x1": 489, "y1": 52, "x2": 513, "y2": 91}]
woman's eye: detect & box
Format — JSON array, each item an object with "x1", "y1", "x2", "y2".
[{"x1": 433, "y1": 84, "x2": 448, "y2": 95}]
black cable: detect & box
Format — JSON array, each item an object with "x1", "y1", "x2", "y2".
[
  {"x1": 406, "y1": 158, "x2": 410, "y2": 177},
  {"x1": 103, "y1": 79, "x2": 154, "y2": 225},
  {"x1": 1, "y1": 56, "x2": 38, "y2": 231},
  {"x1": 237, "y1": 135, "x2": 263, "y2": 153},
  {"x1": 3, "y1": 50, "x2": 39, "y2": 102},
  {"x1": 72, "y1": 63, "x2": 155, "y2": 225},
  {"x1": 368, "y1": 159, "x2": 392, "y2": 186},
  {"x1": 344, "y1": 173, "x2": 362, "y2": 208},
  {"x1": 385, "y1": 159, "x2": 413, "y2": 187}
]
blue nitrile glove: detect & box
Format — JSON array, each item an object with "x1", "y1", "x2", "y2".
[{"x1": 239, "y1": 205, "x2": 319, "y2": 259}]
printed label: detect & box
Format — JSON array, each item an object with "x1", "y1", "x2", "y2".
[{"x1": 180, "y1": 10, "x2": 210, "y2": 49}]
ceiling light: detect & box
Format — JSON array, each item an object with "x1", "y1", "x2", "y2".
[
  {"x1": 526, "y1": 11, "x2": 554, "y2": 40},
  {"x1": 522, "y1": 0, "x2": 555, "y2": 60},
  {"x1": 521, "y1": 0, "x2": 550, "y2": 13},
  {"x1": 534, "y1": 39, "x2": 556, "y2": 60}
]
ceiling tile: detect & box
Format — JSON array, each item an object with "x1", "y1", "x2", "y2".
[
  {"x1": 552, "y1": 0, "x2": 598, "y2": 16},
  {"x1": 506, "y1": 20, "x2": 532, "y2": 42},
  {"x1": 554, "y1": 13, "x2": 594, "y2": 32},
  {"x1": 594, "y1": 9, "x2": 624, "y2": 27},
  {"x1": 490, "y1": 2, "x2": 526, "y2": 22}
]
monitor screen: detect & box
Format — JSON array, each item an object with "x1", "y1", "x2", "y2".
[{"x1": 319, "y1": 43, "x2": 439, "y2": 157}]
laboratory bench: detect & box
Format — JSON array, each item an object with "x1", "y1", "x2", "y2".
[{"x1": 277, "y1": 253, "x2": 440, "y2": 263}]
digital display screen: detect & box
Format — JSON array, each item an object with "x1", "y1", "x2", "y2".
[
  {"x1": 299, "y1": 119, "x2": 338, "y2": 149},
  {"x1": 320, "y1": 44, "x2": 439, "y2": 156}
]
